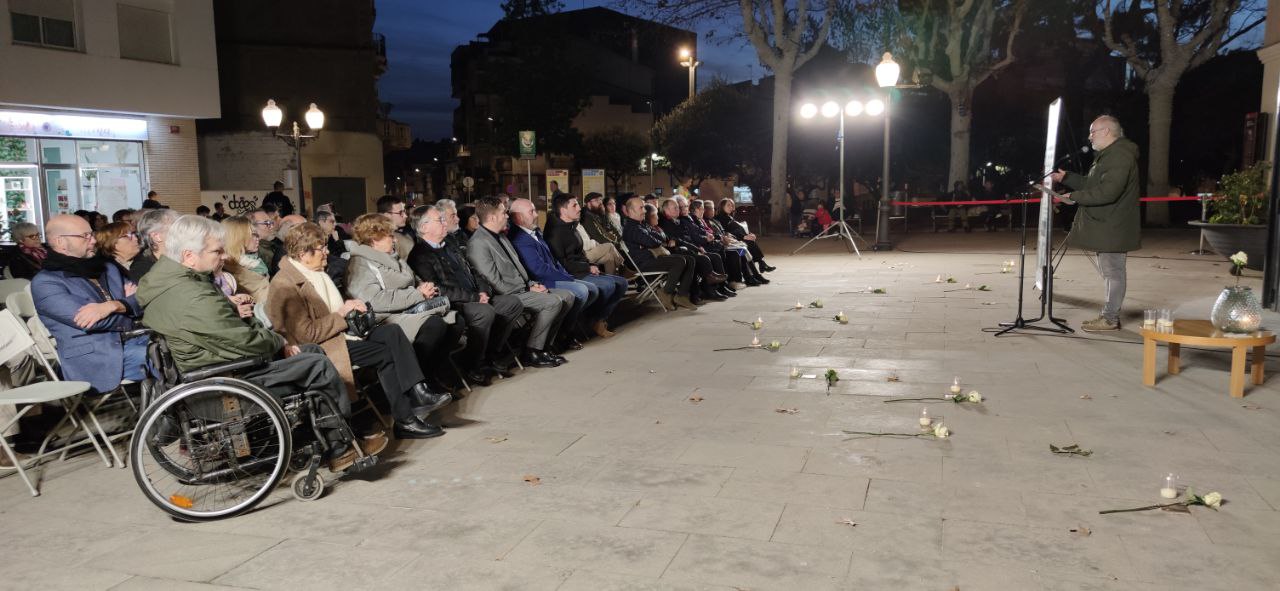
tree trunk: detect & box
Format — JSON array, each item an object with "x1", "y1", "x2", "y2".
[
  {"x1": 1146, "y1": 82, "x2": 1175, "y2": 226},
  {"x1": 768, "y1": 68, "x2": 794, "y2": 228},
  {"x1": 947, "y1": 89, "x2": 973, "y2": 189}
]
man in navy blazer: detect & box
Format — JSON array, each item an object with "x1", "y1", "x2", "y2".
[
  {"x1": 32, "y1": 214, "x2": 147, "y2": 394},
  {"x1": 507, "y1": 198, "x2": 593, "y2": 349}
]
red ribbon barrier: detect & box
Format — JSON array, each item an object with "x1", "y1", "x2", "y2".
[{"x1": 888, "y1": 195, "x2": 1202, "y2": 207}]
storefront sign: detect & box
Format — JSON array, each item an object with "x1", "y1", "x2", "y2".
[
  {"x1": 201, "y1": 190, "x2": 263, "y2": 216},
  {"x1": 0, "y1": 109, "x2": 148, "y2": 141},
  {"x1": 581, "y1": 169, "x2": 605, "y2": 197}
]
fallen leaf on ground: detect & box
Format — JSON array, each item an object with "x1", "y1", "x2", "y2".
[
  {"x1": 836, "y1": 518, "x2": 858, "y2": 527},
  {"x1": 886, "y1": 374, "x2": 901, "y2": 382},
  {"x1": 1163, "y1": 430, "x2": 1176, "y2": 435},
  {"x1": 1079, "y1": 394, "x2": 1093, "y2": 400},
  {"x1": 485, "y1": 436, "x2": 508, "y2": 444},
  {"x1": 774, "y1": 407, "x2": 800, "y2": 414},
  {"x1": 604, "y1": 370, "x2": 613, "y2": 374},
  {"x1": 688, "y1": 395, "x2": 704, "y2": 404},
  {"x1": 654, "y1": 420, "x2": 661, "y2": 424},
  {"x1": 522, "y1": 474, "x2": 541, "y2": 486},
  {"x1": 1069, "y1": 526, "x2": 1091, "y2": 537}
]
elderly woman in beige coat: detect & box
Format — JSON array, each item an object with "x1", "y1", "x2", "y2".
[
  {"x1": 267, "y1": 222, "x2": 449, "y2": 439},
  {"x1": 345, "y1": 214, "x2": 461, "y2": 393}
]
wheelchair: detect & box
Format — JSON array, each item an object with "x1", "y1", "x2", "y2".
[{"x1": 128, "y1": 331, "x2": 376, "y2": 522}]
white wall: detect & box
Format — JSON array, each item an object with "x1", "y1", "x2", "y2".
[{"x1": 0, "y1": 0, "x2": 219, "y2": 119}]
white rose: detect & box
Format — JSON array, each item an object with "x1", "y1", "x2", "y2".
[
  {"x1": 1202, "y1": 492, "x2": 1222, "y2": 508},
  {"x1": 1231, "y1": 251, "x2": 1248, "y2": 266},
  {"x1": 932, "y1": 424, "x2": 950, "y2": 438},
  {"x1": 967, "y1": 391, "x2": 983, "y2": 403}
]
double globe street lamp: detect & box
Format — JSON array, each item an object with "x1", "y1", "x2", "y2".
[
  {"x1": 678, "y1": 47, "x2": 700, "y2": 100},
  {"x1": 261, "y1": 99, "x2": 325, "y2": 216}
]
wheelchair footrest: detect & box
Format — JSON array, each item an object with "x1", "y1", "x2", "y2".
[{"x1": 347, "y1": 454, "x2": 378, "y2": 474}]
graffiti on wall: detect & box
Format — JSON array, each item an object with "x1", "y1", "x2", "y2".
[{"x1": 200, "y1": 191, "x2": 263, "y2": 216}]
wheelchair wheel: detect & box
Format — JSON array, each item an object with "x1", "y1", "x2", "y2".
[
  {"x1": 291, "y1": 471, "x2": 325, "y2": 501},
  {"x1": 129, "y1": 377, "x2": 291, "y2": 522}
]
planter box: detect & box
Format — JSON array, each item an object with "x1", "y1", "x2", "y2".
[{"x1": 1188, "y1": 221, "x2": 1267, "y2": 270}]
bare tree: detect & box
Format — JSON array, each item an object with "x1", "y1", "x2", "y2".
[
  {"x1": 1099, "y1": 0, "x2": 1263, "y2": 224},
  {"x1": 631, "y1": 0, "x2": 834, "y2": 227},
  {"x1": 897, "y1": 0, "x2": 1029, "y2": 189}
]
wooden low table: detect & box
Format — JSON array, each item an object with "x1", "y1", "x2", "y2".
[{"x1": 1142, "y1": 319, "x2": 1275, "y2": 398}]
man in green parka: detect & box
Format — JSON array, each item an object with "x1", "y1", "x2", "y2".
[{"x1": 1050, "y1": 115, "x2": 1141, "y2": 332}]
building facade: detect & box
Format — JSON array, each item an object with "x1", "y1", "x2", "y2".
[
  {"x1": 0, "y1": 0, "x2": 218, "y2": 240},
  {"x1": 197, "y1": 0, "x2": 387, "y2": 222}
]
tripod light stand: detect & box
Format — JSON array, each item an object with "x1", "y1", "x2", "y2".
[{"x1": 792, "y1": 99, "x2": 879, "y2": 257}]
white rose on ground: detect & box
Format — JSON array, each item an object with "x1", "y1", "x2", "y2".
[
  {"x1": 1231, "y1": 251, "x2": 1248, "y2": 267},
  {"x1": 1203, "y1": 492, "x2": 1222, "y2": 508},
  {"x1": 932, "y1": 424, "x2": 950, "y2": 438},
  {"x1": 967, "y1": 391, "x2": 983, "y2": 403}
]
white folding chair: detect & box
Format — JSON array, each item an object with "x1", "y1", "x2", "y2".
[
  {"x1": 26, "y1": 315, "x2": 126, "y2": 468},
  {"x1": 5, "y1": 286, "x2": 36, "y2": 320},
  {"x1": 0, "y1": 278, "x2": 30, "y2": 308},
  {"x1": 0, "y1": 310, "x2": 99, "y2": 496},
  {"x1": 619, "y1": 244, "x2": 670, "y2": 312}
]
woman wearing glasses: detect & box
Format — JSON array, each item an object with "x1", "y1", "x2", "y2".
[
  {"x1": 6, "y1": 222, "x2": 45, "y2": 280},
  {"x1": 94, "y1": 222, "x2": 142, "y2": 275}
]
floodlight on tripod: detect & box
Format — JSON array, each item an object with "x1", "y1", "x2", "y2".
[{"x1": 791, "y1": 96, "x2": 883, "y2": 257}]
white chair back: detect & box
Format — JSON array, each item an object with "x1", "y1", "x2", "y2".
[
  {"x1": 0, "y1": 277, "x2": 29, "y2": 306},
  {"x1": 5, "y1": 286, "x2": 36, "y2": 319},
  {"x1": 0, "y1": 309, "x2": 36, "y2": 367}
]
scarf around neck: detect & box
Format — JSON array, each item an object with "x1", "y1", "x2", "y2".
[{"x1": 42, "y1": 249, "x2": 106, "y2": 279}]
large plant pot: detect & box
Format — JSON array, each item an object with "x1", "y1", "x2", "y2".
[{"x1": 1188, "y1": 221, "x2": 1267, "y2": 270}]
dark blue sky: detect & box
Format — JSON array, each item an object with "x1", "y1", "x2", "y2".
[{"x1": 374, "y1": 0, "x2": 761, "y2": 141}]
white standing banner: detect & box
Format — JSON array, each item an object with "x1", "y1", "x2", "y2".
[
  {"x1": 1036, "y1": 98, "x2": 1062, "y2": 290},
  {"x1": 581, "y1": 169, "x2": 605, "y2": 197}
]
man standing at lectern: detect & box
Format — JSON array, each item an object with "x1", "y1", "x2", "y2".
[{"x1": 1050, "y1": 115, "x2": 1140, "y2": 332}]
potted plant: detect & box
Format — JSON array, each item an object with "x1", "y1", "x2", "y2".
[{"x1": 1189, "y1": 162, "x2": 1269, "y2": 271}]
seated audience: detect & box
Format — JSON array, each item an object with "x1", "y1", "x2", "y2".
[
  {"x1": 314, "y1": 209, "x2": 350, "y2": 290},
  {"x1": 621, "y1": 197, "x2": 697, "y2": 310},
  {"x1": 508, "y1": 198, "x2": 591, "y2": 349},
  {"x1": 714, "y1": 198, "x2": 774, "y2": 273},
  {"x1": 701, "y1": 200, "x2": 767, "y2": 286},
  {"x1": 248, "y1": 208, "x2": 278, "y2": 267},
  {"x1": 576, "y1": 192, "x2": 628, "y2": 275},
  {"x1": 137, "y1": 215, "x2": 384, "y2": 471},
  {"x1": 94, "y1": 221, "x2": 141, "y2": 275},
  {"x1": 7, "y1": 222, "x2": 45, "y2": 279},
  {"x1": 679, "y1": 198, "x2": 742, "y2": 296},
  {"x1": 268, "y1": 222, "x2": 446, "y2": 439},
  {"x1": 434, "y1": 199, "x2": 471, "y2": 257},
  {"x1": 543, "y1": 194, "x2": 627, "y2": 338},
  {"x1": 267, "y1": 214, "x2": 307, "y2": 276},
  {"x1": 31, "y1": 214, "x2": 146, "y2": 394},
  {"x1": 220, "y1": 216, "x2": 270, "y2": 304},
  {"x1": 346, "y1": 214, "x2": 459, "y2": 400},
  {"x1": 196, "y1": 205, "x2": 211, "y2": 218},
  {"x1": 408, "y1": 205, "x2": 521, "y2": 383},
  {"x1": 375, "y1": 195, "x2": 415, "y2": 259},
  {"x1": 456, "y1": 205, "x2": 479, "y2": 238},
  {"x1": 130, "y1": 208, "x2": 180, "y2": 282},
  {"x1": 660, "y1": 197, "x2": 725, "y2": 302},
  {"x1": 466, "y1": 197, "x2": 573, "y2": 368},
  {"x1": 604, "y1": 196, "x2": 624, "y2": 234}
]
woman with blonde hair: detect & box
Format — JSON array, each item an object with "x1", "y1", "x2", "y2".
[{"x1": 220, "y1": 216, "x2": 270, "y2": 303}]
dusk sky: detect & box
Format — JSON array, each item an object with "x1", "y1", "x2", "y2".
[{"x1": 374, "y1": 0, "x2": 763, "y2": 142}]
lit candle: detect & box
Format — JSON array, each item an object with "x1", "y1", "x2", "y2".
[
  {"x1": 795, "y1": 301, "x2": 803, "y2": 309},
  {"x1": 935, "y1": 275, "x2": 942, "y2": 283},
  {"x1": 919, "y1": 408, "x2": 932, "y2": 427},
  {"x1": 950, "y1": 377, "x2": 962, "y2": 394},
  {"x1": 1160, "y1": 487, "x2": 1178, "y2": 499},
  {"x1": 789, "y1": 366, "x2": 800, "y2": 378},
  {"x1": 751, "y1": 335, "x2": 760, "y2": 347}
]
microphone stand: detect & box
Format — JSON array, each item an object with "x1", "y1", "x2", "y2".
[{"x1": 994, "y1": 183, "x2": 1073, "y2": 336}]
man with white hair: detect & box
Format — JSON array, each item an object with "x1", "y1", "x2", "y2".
[
  {"x1": 137, "y1": 215, "x2": 384, "y2": 471},
  {"x1": 267, "y1": 214, "x2": 308, "y2": 276},
  {"x1": 129, "y1": 207, "x2": 180, "y2": 282},
  {"x1": 1050, "y1": 115, "x2": 1141, "y2": 332},
  {"x1": 435, "y1": 199, "x2": 469, "y2": 256}
]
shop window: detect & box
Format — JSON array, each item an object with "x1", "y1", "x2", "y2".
[
  {"x1": 117, "y1": 4, "x2": 173, "y2": 64},
  {"x1": 0, "y1": 137, "x2": 36, "y2": 163},
  {"x1": 9, "y1": 0, "x2": 76, "y2": 50},
  {"x1": 78, "y1": 140, "x2": 141, "y2": 165}
]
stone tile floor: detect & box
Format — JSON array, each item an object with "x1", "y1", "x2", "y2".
[{"x1": 2, "y1": 229, "x2": 1278, "y2": 590}]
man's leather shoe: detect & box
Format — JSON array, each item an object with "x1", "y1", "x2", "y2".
[
  {"x1": 548, "y1": 351, "x2": 568, "y2": 364},
  {"x1": 486, "y1": 363, "x2": 515, "y2": 378},
  {"x1": 745, "y1": 276, "x2": 762, "y2": 286},
  {"x1": 759, "y1": 263, "x2": 776, "y2": 272},
  {"x1": 717, "y1": 286, "x2": 737, "y2": 298},
  {"x1": 673, "y1": 294, "x2": 698, "y2": 310},
  {"x1": 705, "y1": 273, "x2": 727, "y2": 285},
  {"x1": 592, "y1": 320, "x2": 616, "y2": 338},
  {"x1": 701, "y1": 290, "x2": 727, "y2": 302},
  {"x1": 755, "y1": 276, "x2": 770, "y2": 284},
  {"x1": 560, "y1": 338, "x2": 584, "y2": 351},
  {"x1": 464, "y1": 368, "x2": 492, "y2": 387},
  {"x1": 409, "y1": 383, "x2": 452, "y2": 417},
  {"x1": 394, "y1": 417, "x2": 445, "y2": 439},
  {"x1": 521, "y1": 350, "x2": 559, "y2": 368}
]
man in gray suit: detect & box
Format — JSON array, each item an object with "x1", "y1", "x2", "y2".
[{"x1": 467, "y1": 196, "x2": 574, "y2": 368}]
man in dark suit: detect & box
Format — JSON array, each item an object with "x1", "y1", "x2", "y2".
[
  {"x1": 408, "y1": 205, "x2": 521, "y2": 381},
  {"x1": 659, "y1": 197, "x2": 725, "y2": 302},
  {"x1": 465, "y1": 197, "x2": 574, "y2": 368},
  {"x1": 620, "y1": 197, "x2": 697, "y2": 310},
  {"x1": 543, "y1": 193, "x2": 627, "y2": 338}
]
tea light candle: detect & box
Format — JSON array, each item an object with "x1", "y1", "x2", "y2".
[
  {"x1": 795, "y1": 301, "x2": 803, "y2": 309},
  {"x1": 935, "y1": 275, "x2": 942, "y2": 283},
  {"x1": 751, "y1": 335, "x2": 760, "y2": 347},
  {"x1": 950, "y1": 377, "x2": 962, "y2": 394},
  {"x1": 1160, "y1": 487, "x2": 1178, "y2": 499},
  {"x1": 789, "y1": 366, "x2": 800, "y2": 378},
  {"x1": 919, "y1": 408, "x2": 932, "y2": 427}
]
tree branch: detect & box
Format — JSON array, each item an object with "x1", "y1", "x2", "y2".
[
  {"x1": 796, "y1": 0, "x2": 834, "y2": 67},
  {"x1": 974, "y1": 0, "x2": 1028, "y2": 87}
]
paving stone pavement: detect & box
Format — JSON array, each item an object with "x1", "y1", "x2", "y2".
[{"x1": 2, "y1": 229, "x2": 1278, "y2": 590}]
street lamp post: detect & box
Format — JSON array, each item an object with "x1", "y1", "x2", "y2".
[
  {"x1": 873, "y1": 52, "x2": 904, "y2": 251},
  {"x1": 678, "y1": 48, "x2": 700, "y2": 100},
  {"x1": 262, "y1": 99, "x2": 325, "y2": 217}
]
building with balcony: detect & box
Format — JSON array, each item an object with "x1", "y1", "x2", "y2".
[{"x1": 0, "y1": 0, "x2": 219, "y2": 239}]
